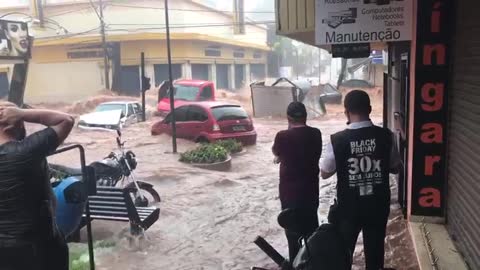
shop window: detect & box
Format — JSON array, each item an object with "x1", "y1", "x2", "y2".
[
  {"x1": 205, "y1": 46, "x2": 221, "y2": 57},
  {"x1": 67, "y1": 50, "x2": 104, "y2": 59},
  {"x1": 233, "y1": 49, "x2": 245, "y2": 58}
]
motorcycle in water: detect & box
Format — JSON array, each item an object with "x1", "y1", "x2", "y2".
[
  {"x1": 51, "y1": 175, "x2": 87, "y2": 237},
  {"x1": 51, "y1": 129, "x2": 161, "y2": 208},
  {"x1": 252, "y1": 208, "x2": 351, "y2": 270}
]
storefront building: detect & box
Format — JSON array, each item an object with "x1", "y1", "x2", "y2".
[
  {"x1": 0, "y1": 0, "x2": 269, "y2": 103},
  {"x1": 275, "y1": 0, "x2": 479, "y2": 268},
  {"x1": 444, "y1": 1, "x2": 480, "y2": 268}
]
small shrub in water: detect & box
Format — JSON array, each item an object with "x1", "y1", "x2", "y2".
[
  {"x1": 180, "y1": 144, "x2": 228, "y2": 164},
  {"x1": 214, "y1": 139, "x2": 243, "y2": 154}
]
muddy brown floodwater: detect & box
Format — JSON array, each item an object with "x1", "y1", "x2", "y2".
[{"x1": 43, "y1": 114, "x2": 418, "y2": 270}]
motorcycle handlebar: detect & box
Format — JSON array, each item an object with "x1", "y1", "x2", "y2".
[
  {"x1": 116, "y1": 137, "x2": 122, "y2": 147},
  {"x1": 253, "y1": 236, "x2": 287, "y2": 267}
]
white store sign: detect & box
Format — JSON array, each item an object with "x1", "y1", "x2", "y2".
[{"x1": 315, "y1": 0, "x2": 413, "y2": 45}]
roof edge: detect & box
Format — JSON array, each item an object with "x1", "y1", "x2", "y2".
[{"x1": 34, "y1": 32, "x2": 271, "y2": 50}]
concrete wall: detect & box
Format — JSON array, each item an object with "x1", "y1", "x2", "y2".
[
  {"x1": 22, "y1": 37, "x2": 267, "y2": 102},
  {"x1": 251, "y1": 85, "x2": 295, "y2": 117},
  {"x1": 24, "y1": 61, "x2": 103, "y2": 103},
  {"x1": 119, "y1": 40, "x2": 267, "y2": 66}
]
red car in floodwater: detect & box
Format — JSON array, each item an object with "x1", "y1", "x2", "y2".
[
  {"x1": 151, "y1": 102, "x2": 257, "y2": 145},
  {"x1": 157, "y1": 80, "x2": 216, "y2": 115}
]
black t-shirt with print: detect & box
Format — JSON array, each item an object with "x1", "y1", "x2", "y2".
[
  {"x1": 0, "y1": 128, "x2": 59, "y2": 244},
  {"x1": 331, "y1": 126, "x2": 392, "y2": 219}
]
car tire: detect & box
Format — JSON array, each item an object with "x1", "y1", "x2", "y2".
[{"x1": 196, "y1": 137, "x2": 209, "y2": 144}]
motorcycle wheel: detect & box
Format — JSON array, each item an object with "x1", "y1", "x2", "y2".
[{"x1": 126, "y1": 182, "x2": 161, "y2": 207}]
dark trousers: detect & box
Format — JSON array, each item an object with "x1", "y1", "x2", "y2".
[
  {"x1": 281, "y1": 205, "x2": 319, "y2": 262},
  {"x1": 0, "y1": 234, "x2": 69, "y2": 270},
  {"x1": 338, "y1": 213, "x2": 389, "y2": 270}
]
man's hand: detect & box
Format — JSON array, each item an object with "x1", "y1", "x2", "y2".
[
  {"x1": 0, "y1": 105, "x2": 74, "y2": 144},
  {"x1": 0, "y1": 106, "x2": 24, "y2": 133}
]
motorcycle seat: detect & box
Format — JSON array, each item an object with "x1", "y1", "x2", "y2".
[{"x1": 50, "y1": 163, "x2": 83, "y2": 176}]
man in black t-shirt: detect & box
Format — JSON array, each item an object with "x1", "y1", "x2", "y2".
[
  {"x1": 272, "y1": 102, "x2": 323, "y2": 261},
  {"x1": 321, "y1": 91, "x2": 400, "y2": 270},
  {"x1": 0, "y1": 102, "x2": 74, "y2": 270}
]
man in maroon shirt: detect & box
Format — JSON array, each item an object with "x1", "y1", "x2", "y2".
[{"x1": 272, "y1": 102, "x2": 323, "y2": 261}]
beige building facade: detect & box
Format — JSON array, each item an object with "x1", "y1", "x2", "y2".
[{"x1": 0, "y1": 0, "x2": 269, "y2": 103}]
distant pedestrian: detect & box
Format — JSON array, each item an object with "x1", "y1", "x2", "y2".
[
  {"x1": 321, "y1": 90, "x2": 400, "y2": 270},
  {"x1": 0, "y1": 102, "x2": 74, "y2": 270},
  {"x1": 272, "y1": 101, "x2": 323, "y2": 261}
]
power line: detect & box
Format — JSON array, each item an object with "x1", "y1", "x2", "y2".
[
  {"x1": 48, "y1": 6, "x2": 92, "y2": 17},
  {"x1": 105, "y1": 26, "x2": 272, "y2": 33},
  {"x1": 98, "y1": 0, "x2": 110, "y2": 89},
  {"x1": 47, "y1": 0, "x2": 115, "y2": 17},
  {"x1": 34, "y1": 20, "x2": 273, "y2": 41},
  {"x1": 88, "y1": 0, "x2": 102, "y2": 21},
  {"x1": 35, "y1": 27, "x2": 100, "y2": 40},
  {"x1": 106, "y1": 21, "x2": 275, "y2": 28},
  {"x1": 106, "y1": 3, "x2": 274, "y2": 14},
  {"x1": 106, "y1": 27, "x2": 269, "y2": 34}
]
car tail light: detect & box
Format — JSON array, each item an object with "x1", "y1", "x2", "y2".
[{"x1": 213, "y1": 124, "x2": 220, "y2": 132}]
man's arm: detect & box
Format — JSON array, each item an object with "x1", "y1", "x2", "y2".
[
  {"x1": 320, "y1": 142, "x2": 336, "y2": 179},
  {"x1": 272, "y1": 132, "x2": 281, "y2": 157},
  {"x1": 1, "y1": 108, "x2": 74, "y2": 144}
]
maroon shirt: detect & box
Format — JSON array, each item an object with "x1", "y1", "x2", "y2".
[{"x1": 273, "y1": 126, "x2": 322, "y2": 208}]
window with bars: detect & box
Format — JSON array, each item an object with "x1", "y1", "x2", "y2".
[
  {"x1": 67, "y1": 50, "x2": 104, "y2": 59},
  {"x1": 205, "y1": 46, "x2": 221, "y2": 57},
  {"x1": 253, "y1": 51, "x2": 263, "y2": 59},
  {"x1": 233, "y1": 49, "x2": 245, "y2": 58}
]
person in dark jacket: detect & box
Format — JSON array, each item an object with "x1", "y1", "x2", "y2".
[
  {"x1": 272, "y1": 102, "x2": 323, "y2": 261},
  {"x1": 0, "y1": 102, "x2": 74, "y2": 270},
  {"x1": 320, "y1": 90, "x2": 400, "y2": 270}
]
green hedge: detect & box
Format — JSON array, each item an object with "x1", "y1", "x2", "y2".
[
  {"x1": 180, "y1": 144, "x2": 229, "y2": 164},
  {"x1": 215, "y1": 139, "x2": 243, "y2": 154}
]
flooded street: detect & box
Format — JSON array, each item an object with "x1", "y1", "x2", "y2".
[{"x1": 46, "y1": 114, "x2": 418, "y2": 270}]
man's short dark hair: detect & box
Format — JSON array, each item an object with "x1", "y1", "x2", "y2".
[
  {"x1": 344, "y1": 90, "x2": 371, "y2": 115},
  {"x1": 287, "y1": 101, "x2": 307, "y2": 121}
]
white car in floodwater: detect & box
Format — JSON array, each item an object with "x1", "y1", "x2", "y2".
[{"x1": 78, "y1": 101, "x2": 142, "y2": 131}]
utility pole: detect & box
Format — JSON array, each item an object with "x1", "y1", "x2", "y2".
[
  {"x1": 319, "y1": 49, "x2": 322, "y2": 84},
  {"x1": 140, "y1": 52, "x2": 151, "y2": 122},
  {"x1": 295, "y1": 48, "x2": 299, "y2": 80},
  {"x1": 165, "y1": 0, "x2": 177, "y2": 153},
  {"x1": 99, "y1": 0, "x2": 110, "y2": 89}
]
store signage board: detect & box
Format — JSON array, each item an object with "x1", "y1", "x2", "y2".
[
  {"x1": 410, "y1": 0, "x2": 453, "y2": 218},
  {"x1": 0, "y1": 19, "x2": 31, "y2": 60},
  {"x1": 332, "y1": 43, "x2": 370, "y2": 58},
  {"x1": 315, "y1": 0, "x2": 413, "y2": 45}
]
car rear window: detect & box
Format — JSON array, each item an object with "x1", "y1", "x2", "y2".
[
  {"x1": 212, "y1": 106, "x2": 248, "y2": 121},
  {"x1": 95, "y1": 104, "x2": 126, "y2": 115}
]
